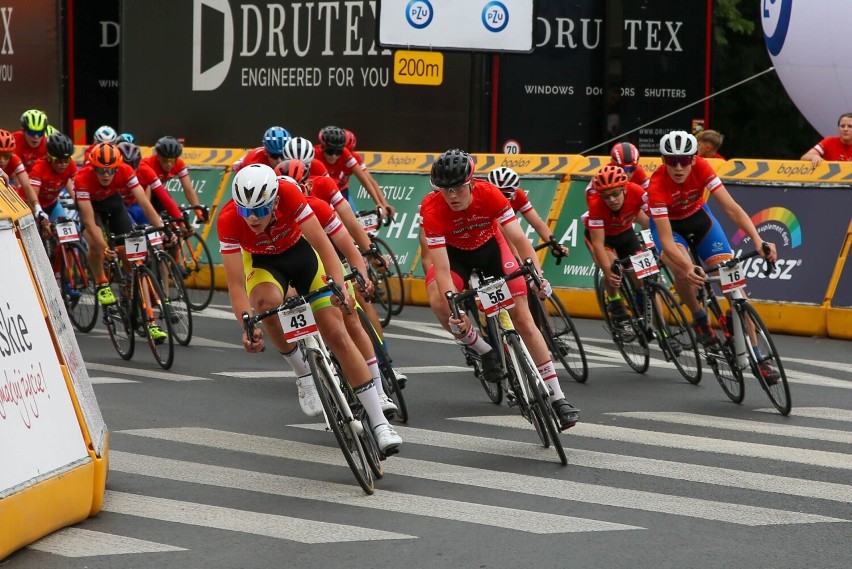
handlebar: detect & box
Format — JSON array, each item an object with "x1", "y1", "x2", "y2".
[
  {"x1": 534, "y1": 236, "x2": 567, "y2": 265},
  {"x1": 111, "y1": 224, "x2": 167, "y2": 242},
  {"x1": 356, "y1": 205, "x2": 392, "y2": 227},
  {"x1": 702, "y1": 242, "x2": 775, "y2": 278},
  {"x1": 445, "y1": 258, "x2": 541, "y2": 314}
]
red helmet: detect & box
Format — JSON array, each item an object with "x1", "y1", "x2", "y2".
[
  {"x1": 0, "y1": 130, "x2": 15, "y2": 152},
  {"x1": 344, "y1": 129, "x2": 357, "y2": 151},
  {"x1": 88, "y1": 142, "x2": 123, "y2": 168},
  {"x1": 610, "y1": 142, "x2": 639, "y2": 169},
  {"x1": 592, "y1": 165, "x2": 629, "y2": 192},
  {"x1": 274, "y1": 159, "x2": 309, "y2": 185}
]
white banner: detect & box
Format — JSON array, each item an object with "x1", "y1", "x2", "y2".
[
  {"x1": 0, "y1": 229, "x2": 88, "y2": 491},
  {"x1": 379, "y1": 0, "x2": 534, "y2": 52}
]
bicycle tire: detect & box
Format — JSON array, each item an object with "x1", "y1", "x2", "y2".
[
  {"x1": 134, "y1": 264, "x2": 175, "y2": 370},
  {"x1": 174, "y1": 231, "x2": 215, "y2": 311},
  {"x1": 372, "y1": 236, "x2": 405, "y2": 316},
  {"x1": 61, "y1": 242, "x2": 99, "y2": 332},
  {"x1": 598, "y1": 284, "x2": 650, "y2": 373},
  {"x1": 335, "y1": 362, "x2": 384, "y2": 479},
  {"x1": 367, "y1": 261, "x2": 393, "y2": 328},
  {"x1": 309, "y1": 350, "x2": 375, "y2": 494},
  {"x1": 504, "y1": 356, "x2": 548, "y2": 447},
  {"x1": 739, "y1": 303, "x2": 792, "y2": 415},
  {"x1": 357, "y1": 307, "x2": 408, "y2": 423},
  {"x1": 593, "y1": 267, "x2": 607, "y2": 316},
  {"x1": 153, "y1": 251, "x2": 193, "y2": 346},
  {"x1": 648, "y1": 283, "x2": 702, "y2": 384},
  {"x1": 462, "y1": 298, "x2": 503, "y2": 404},
  {"x1": 534, "y1": 293, "x2": 589, "y2": 383},
  {"x1": 104, "y1": 265, "x2": 134, "y2": 360},
  {"x1": 508, "y1": 333, "x2": 567, "y2": 465}
]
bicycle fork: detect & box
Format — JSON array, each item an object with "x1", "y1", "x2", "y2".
[{"x1": 303, "y1": 337, "x2": 364, "y2": 436}]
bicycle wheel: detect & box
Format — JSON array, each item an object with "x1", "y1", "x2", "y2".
[
  {"x1": 357, "y1": 308, "x2": 408, "y2": 423},
  {"x1": 104, "y1": 267, "x2": 134, "y2": 360},
  {"x1": 507, "y1": 333, "x2": 567, "y2": 465},
  {"x1": 598, "y1": 284, "x2": 649, "y2": 373},
  {"x1": 134, "y1": 264, "x2": 175, "y2": 370},
  {"x1": 60, "y1": 242, "x2": 99, "y2": 332},
  {"x1": 367, "y1": 262, "x2": 393, "y2": 328},
  {"x1": 153, "y1": 251, "x2": 193, "y2": 346},
  {"x1": 738, "y1": 303, "x2": 792, "y2": 415},
  {"x1": 174, "y1": 231, "x2": 215, "y2": 311},
  {"x1": 463, "y1": 299, "x2": 503, "y2": 404},
  {"x1": 593, "y1": 267, "x2": 607, "y2": 316},
  {"x1": 372, "y1": 237, "x2": 405, "y2": 316},
  {"x1": 309, "y1": 351, "x2": 375, "y2": 494},
  {"x1": 706, "y1": 335, "x2": 745, "y2": 404},
  {"x1": 337, "y1": 372, "x2": 384, "y2": 480},
  {"x1": 504, "y1": 356, "x2": 548, "y2": 447},
  {"x1": 649, "y1": 284, "x2": 702, "y2": 384},
  {"x1": 535, "y1": 293, "x2": 589, "y2": 383}
]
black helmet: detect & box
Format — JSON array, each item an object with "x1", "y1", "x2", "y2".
[
  {"x1": 117, "y1": 141, "x2": 142, "y2": 169},
  {"x1": 318, "y1": 126, "x2": 346, "y2": 151},
  {"x1": 46, "y1": 133, "x2": 74, "y2": 160},
  {"x1": 430, "y1": 149, "x2": 474, "y2": 188},
  {"x1": 155, "y1": 135, "x2": 183, "y2": 159}
]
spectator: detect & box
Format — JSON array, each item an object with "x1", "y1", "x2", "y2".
[
  {"x1": 801, "y1": 112, "x2": 852, "y2": 168},
  {"x1": 697, "y1": 130, "x2": 725, "y2": 159}
]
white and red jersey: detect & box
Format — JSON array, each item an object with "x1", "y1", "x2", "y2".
[
  {"x1": 2, "y1": 153, "x2": 27, "y2": 179},
  {"x1": 809, "y1": 137, "x2": 852, "y2": 161},
  {"x1": 313, "y1": 145, "x2": 361, "y2": 190},
  {"x1": 74, "y1": 163, "x2": 141, "y2": 202},
  {"x1": 140, "y1": 154, "x2": 190, "y2": 182},
  {"x1": 306, "y1": 196, "x2": 344, "y2": 237},
  {"x1": 421, "y1": 179, "x2": 516, "y2": 250},
  {"x1": 232, "y1": 147, "x2": 271, "y2": 173},
  {"x1": 507, "y1": 188, "x2": 534, "y2": 216},
  {"x1": 646, "y1": 157, "x2": 722, "y2": 220},
  {"x1": 29, "y1": 157, "x2": 77, "y2": 208},
  {"x1": 585, "y1": 182, "x2": 648, "y2": 236},
  {"x1": 308, "y1": 175, "x2": 346, "y2": 208},
  {"x1": 217, "y1": 179, "x2": 314, "y2": 256}
]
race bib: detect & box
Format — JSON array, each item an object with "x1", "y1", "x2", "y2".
[
  {"x1": 476, "y1": 279, "x2": 514, "y2": 315},
  {"x1": 125, "y1": 235, "x2": 147, "y2": 262},
  {"x1": 719, "y1": 265, "x2": 746, "y2": 293},
  {"x1": 630, "y1": 250, "x2": 659, "y2": 279},
  {"x1": 640, "y1": 229, "x2": 655, "y2": 250},
  {"x1": 148, "y1": 231, "x2": 163, "y2": 247},
  {"x1": 278, "y1": 303, "x2": 319, "y2": 341},
  {"x1": 358, "y1": 213, "x2": 379, "y2": 235},
  {"x1": 56, "y1": 221, "x2": 79, "y2": 243}
]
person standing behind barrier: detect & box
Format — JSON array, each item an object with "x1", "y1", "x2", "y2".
[
  {"x1": 801, "y1": 112, "x2": 852, "y2": 168},
  {"x1": 697, "y1": 130, "x2": 725, "y2": 160}
]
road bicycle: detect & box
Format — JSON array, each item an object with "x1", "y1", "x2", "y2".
[
  {"x1": 164, "y1": 205, "x2": 215, "y2": 311},
  {"x1": 102, "y1": 225, "x2": 176, "y2": 369},
  {"x1": 532, "y1": 238, "x2": 589, "y2": 383},
  {"x1": 597, "y1": 246, "x2": 701, "y2": 383},
  {"x1": 696, "y1": 243, "x2": 792, "y2": 415},
  {"x1": 242, "y1": 277, "x2": 385, "y2": 494},
  {"x1": 356, "y1": 207, "x2": 405, "y2": 322},
  {"x1": 448, "y1": 260, "x2": 568, "y2": 465},
  {"x1": 144, "y1": 227, "x2": 193, "y2": 346},
  {"x1": 44, "y1": 215, "x2": 99, "y2": 332}
]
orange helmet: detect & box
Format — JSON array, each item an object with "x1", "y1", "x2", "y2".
[
  {"x1": 0, "y1": 130, "x2": 15, "y2": 152},
  {"x1": 592, "y1": 165, "x2": 629, "y2": 192},
  {"x1": 88, "y1": 142, "x2": 123, "y2": 168},
  {"x1": 275, "y1": 159, "x2": 309, "y2": 185}
]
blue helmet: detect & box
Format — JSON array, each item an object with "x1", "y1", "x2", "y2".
[{"x1": 263, "y1": 126, "x2": 292, "y2": 155}]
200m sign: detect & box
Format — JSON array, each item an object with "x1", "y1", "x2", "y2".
[{"x1": 393, "y1": 50, "x2": 443, "y2": 86}]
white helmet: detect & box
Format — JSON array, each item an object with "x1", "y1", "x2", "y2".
[
  {"x1": 93, "y1": 125, "x2": 118, "y2": 144},
  {"x1": 232, "y1": 164, "x2": 279, "y2": 208},
  {"x1": 659, "y1": 130, "x2": 698, "y2": 156},
  {"x1": 487, "y1": 167, "x2": 521, "y2": 190},
  {"x1": 283, "y1": 136, "x2": 315, "y2": 163}
]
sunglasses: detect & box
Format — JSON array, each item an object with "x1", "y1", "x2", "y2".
[
  {"x1": 0, "y1": 152, "x2": 11, "y2": 160},
  {"x1": 325, "y1": 148, "x2": 343, "y2": 156},
  {"x1": 599, "y1": 190, "x2": 624, "y2": 201},
  {"x1": 663, "y1": 155, "x2": 693, "y2": 167},
  {"x1": 25, "y1": 129, "x2": 45, "y2": 137},
  {"x1": 622, "y1": 165, "x2": 636, "y2": 173},
  {"x1": 267, "y1": 153, "x2": 284, "y2": 160},
  {"x1": 437, "y1": 183, "x2": 470, "y2": 195},
  {"x1": 94, "y1": 167, "x2": 117, "y2": 175},
  {"x1": 236, "y1": 204, "x2": 273, "y2": 218}
]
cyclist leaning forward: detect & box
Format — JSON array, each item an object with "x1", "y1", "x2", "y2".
[
  {"x1": 218, "y1": 164, "x2": 403, "y2": 453},
  {"x1": 646, "y1": 131, "x2": 780, "y2": 382},
  {"x1": 421, "y1": 149, "x2": 580, "y2": 430}
]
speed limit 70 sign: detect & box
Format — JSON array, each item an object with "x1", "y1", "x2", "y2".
[{"x1": 502, "y1": 139, "x2": 521, "y2": 154}]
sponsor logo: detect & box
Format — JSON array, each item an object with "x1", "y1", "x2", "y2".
[
  {"x1": 482, "y1": 1, "x2": 509, "y2": 33},
  {"x1": 192, "y1": 0, "x2": 234, "y2": 91},
  {"x1": 406, "y1": 0, "x2": 433, "y2": 29},
  {"x1": 761, "y1": 0, "x2": 793, "y2": 56},
  {"x1": 730, "y1": 206, "x2": 802, "y2": 281}
]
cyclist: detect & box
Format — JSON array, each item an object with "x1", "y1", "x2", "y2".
[
  {"x1": 647, "y1": 131, "x2": 779, "y2": 381},
  {"x1": 14, "y1": 109, "x2": 49, "y2": 172},
  {"x1": 117, "y1": 142, "x2": 182, "y2": 224},
  {"x1": 83, "y1": 125, "x2": 120, "y2": 159},
  {"x1": 0, "y1": 129, "x2": 42, "y2": 218},
  {"x1": 609, "y1": 142, "x2": 650, "y2": 189},
  {"x1": 421, "y1": 149, "x2": 580, "y2": 430},
  {"x1": 29, "y1": 133, "x2": 78, "y2": 222},
  {"x1": 75, "y1": 142, "x2": 170, "y2": 343},
  {"x1": 218, "y1": 164, "x2": 403, "y2": 452},
  {"x1": 140, "y1": 136, "x2": 206, "y2": 221},
  {"x1": 119, "y1": 132, "x2": 136, "y2": 144},
  {"x1": 583, "y1": 165, "x2": 650, "y2": 324},
  {"x1": 231, "y1": 126, "x2": 292, "y2": 173},
  {"x1": 281, "y1": 136, "x2": 328, "y2": 178},
  {"x1": 315, "y1": 126, "x2": 393, "y2": 219}
]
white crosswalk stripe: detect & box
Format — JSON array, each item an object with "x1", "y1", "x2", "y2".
[
  {"x1": 755, "y1": 407, "x2": 852, "y2": 423},
  {"x1": 28, "y1": 528, "x2": 186, "y2": 557}
]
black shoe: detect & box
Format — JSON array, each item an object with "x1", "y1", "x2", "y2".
[
  {"x1": 607, "y1": 300, "x2": 628, "y2": 324},
  {"x1": 481, "y1": 350, "x2": 503, "y2": 383},
  {"x1": 692, "y1": 316, "x2": 718, "y2": 346},
  {"x1": 552, "y1": 398, "x2": 580, "y2": 431}
]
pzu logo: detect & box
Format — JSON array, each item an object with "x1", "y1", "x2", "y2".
[
  {"x1": 482, "y1": 1, "x2": 509, "y2": 33},
  {"x1": 762, "y1": 0, "x2": 793, "y2": 56},
  {"x1": 406, "y1": 0, "x2": 433, "y2": 29}
]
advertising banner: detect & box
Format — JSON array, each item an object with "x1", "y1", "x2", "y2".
[
  {"x1": 543, "y1": 179, "x2": 597, "y2": 287},
  {"x1": 716, "y1": 184, "x2": 852, "y2": 304},
  {"x1": 0, "y1": 0, "x2": 62, "y2": 129},
  {"x1": 120, "y1": 0, "x2": 474, "y2": 151},
  {"x1": 186, "y1": 167, "x2": 232, "y2": 266}
]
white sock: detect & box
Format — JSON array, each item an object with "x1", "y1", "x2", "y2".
[
  {"x1": 454, "y1": 326, "x2": 492, "y2": 355},
  {"x1": 353, "y1": 380, "x2": 389, "y2": 427},
  {"x1": 281, "y1": 345, "x2": 310, "y2": 377},
  {"x1": 537, "y1": 360, "x2": 564, "y2": 403},
  {"x1": 365, "y1": 357, "x2": 387, "y2": 397}
]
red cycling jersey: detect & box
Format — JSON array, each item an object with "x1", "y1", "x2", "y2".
[
  {"x1": 74, "y1": 163, "x2": 141, "y2": 202},
  {"x1": 309, "y1": 175, "x2": 346, "y2": 208},
  {"x1": 218, "y1": 179, "x2": 314, "y2": 256},
  {"x1": 421, "y1": 179, "x2": 516, "y2": 250},
  {"x1": 306, "y1": 196, "x2": 344, "y2": 237},
  {"x1": 586, "y1": 182, "x2": 648, "y2": 236},
  {"x1": 29, "y1": 158, "x2": 78, "y2": 207},
  {"x1": 507, "y1": 188, "x2": 534, "y2": 215},
  {"x1": 809, "y1": 137, "x2": 852, "y2": 161},
  {"x1": 646, "y1": 156, "x2": 722, "y2": 220},
  {"x1": 313, "y1": 145, "x2": 360, "y2": 190},
  {"x1": 232, "y1": 147, "x2": 270, "y2": 173},
  {"x1": 12, "y1": 131, "x2": 47, "y2": 172},
  {"x1": 140, "y1": 154, "x2": 190, "y2": 182},
  {"x1": 1, "y1": 153, "x2": 26, "y2": 178}
]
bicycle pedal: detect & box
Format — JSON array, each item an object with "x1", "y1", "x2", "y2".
[
  {"x1": 382, "y1": 446, "x2": 400, "y2": 457},
  {"x1": 505, "y1": 392, "x2": 518, "y2": 407}
]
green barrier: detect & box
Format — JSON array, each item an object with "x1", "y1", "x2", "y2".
[{"x1": 544, "y1": 180, "x2": 597, "y2": 287}]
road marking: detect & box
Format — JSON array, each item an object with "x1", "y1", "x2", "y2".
[
  {"x1": 609, "y1": 412, "x2": 852, "y2": 445},
  {"x1": 384, "y1": 332, "x2": 455, "y2": 345},
  {"x1": 89, "y1": 376, "x2": 138, "y2": 384},
  {"x1": 452, "y1": 416, "x2": 852, "y2": 471},
  {"x1": 28, "y1": 528, "x2": 186, "y2": 557},
  {"x1": 783, "y1": 370, "x2": 852, "y2": 390},
  {"x1": 85, "y1": 362, "x2": 209, "y2": 382},
  {"x1": 123, "y1": 427, "x2": 844, "y2": 526},
  {"x1": 190, "y1": 336, "x2": 242, "y2": 349},
  {"x1": 756, "y1": 407, "x2": 852, "y2": 423},
  {"x1": 214, "y1": 370, "x2": 294, "y2": 379},
  {"x1": 190, "y1": 307, "x2": 238, "y2": 320},
  {"x1": 101, "y1": 490, "x2": 411, "y2": 543},
  {"x1": 781, "y1": 357, "x2": 852, "y2": 374}
]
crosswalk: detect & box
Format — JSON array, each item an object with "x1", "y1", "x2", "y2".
[{"x1": 27, "y1": 405, "x2": 851, "y2": 559}]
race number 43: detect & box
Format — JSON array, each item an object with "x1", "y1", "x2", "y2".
[{"x1": 278, "y1": 304, "x2": 319, "y2": 341}]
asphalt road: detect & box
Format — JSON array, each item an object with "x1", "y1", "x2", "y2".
[{"x1": 5, "y1": 294, "x2": 851, "y2": 569}]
